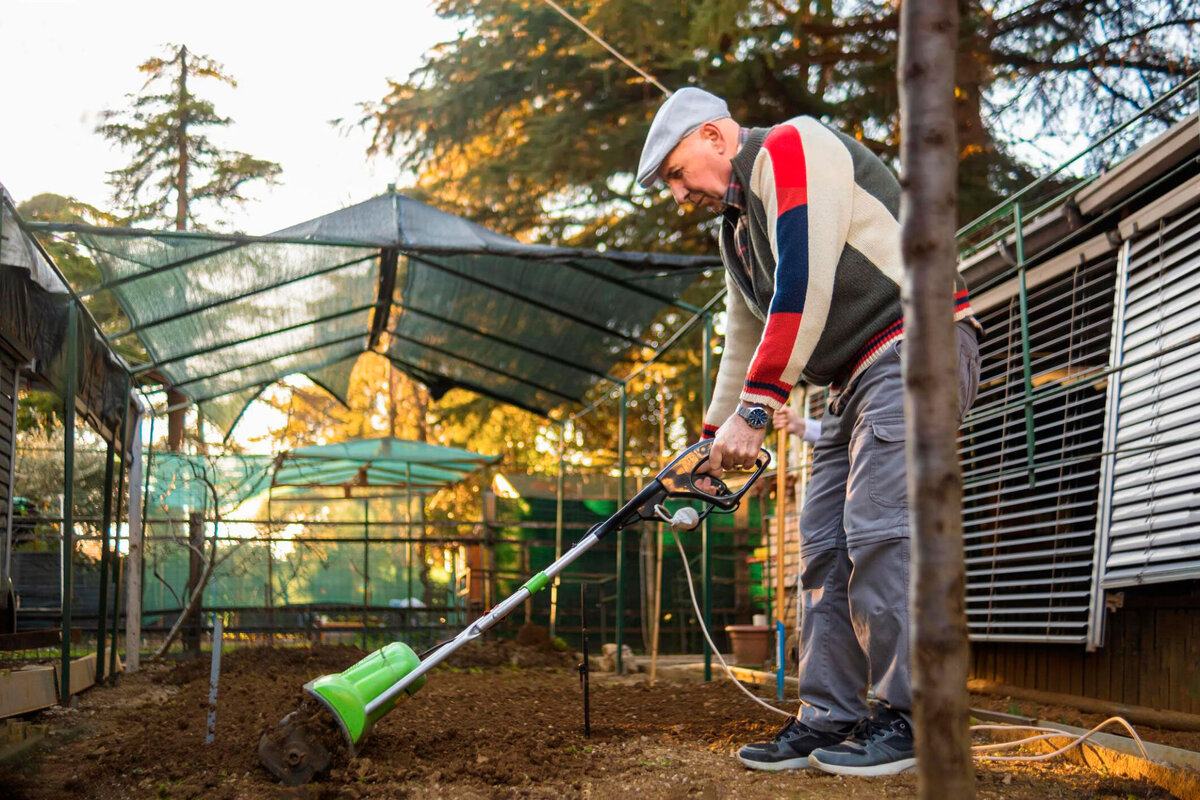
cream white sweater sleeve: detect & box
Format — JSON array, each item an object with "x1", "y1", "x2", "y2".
[{"x1": 702, "y1": 271, "x2": 765, "y2": 438}]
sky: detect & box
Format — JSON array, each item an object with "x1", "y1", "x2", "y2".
[
  {"x1": 0, "y1": 0, "x2": 460, "y2": 232},
  {"x1": 1, "y1": 1, "x2": 466, "y2": 453}
]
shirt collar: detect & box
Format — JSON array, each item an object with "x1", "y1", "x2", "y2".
[{"x1": 720, "y1": 127, "x2": 751, "y2": 214}]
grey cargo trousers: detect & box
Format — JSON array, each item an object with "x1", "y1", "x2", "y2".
[{"x1": 796, "y1": 320, "x2": 980, "y2": 731}]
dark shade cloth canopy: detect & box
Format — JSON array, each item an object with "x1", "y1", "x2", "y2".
[
  {"x1": 1, "y1": 184, "x2": 131, "y2": 442},
  {"x1": 31, "y1": 191, "x2": 719, "y2": 431}
]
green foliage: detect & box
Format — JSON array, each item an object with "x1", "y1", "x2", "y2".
[
  {"x1": 11, "y1": 427, "x2": 108, "y2": 547},
  {"x1": 97, "y1": 44, "x2": 282, "y2": 230},
  {"x1": 366, "y1": 0, "x2": 1198, "y2": 241}
]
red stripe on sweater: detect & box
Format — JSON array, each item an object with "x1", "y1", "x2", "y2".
[
  {"x1": 745, "y1": 311, "x2": 802, "y2": 390},
  {"x1": 762, "y1": 126, "x2": 808, "y2": 214}
]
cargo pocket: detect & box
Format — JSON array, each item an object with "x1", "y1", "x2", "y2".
[
  {"x1": 867, "y1": 416, "x2": 908, "y2": 509},
  {"x1": 958, "y1": 334, "x2": 981, "y2": 421}
]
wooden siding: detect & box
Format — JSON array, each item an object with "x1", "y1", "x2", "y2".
[{"x1": 969, "y1": 582, "x2": 1200, "y2": 714}]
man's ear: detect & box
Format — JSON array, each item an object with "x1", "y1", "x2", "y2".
[{"x1": 699, "y1": 121, "x2": 727, "y2": 153}]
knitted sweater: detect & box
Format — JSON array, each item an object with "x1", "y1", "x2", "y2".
[{"x1": 702, "y1": 118, "x2": 975, "y2": 437}]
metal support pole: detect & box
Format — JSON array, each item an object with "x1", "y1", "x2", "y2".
[
  {"x1": 775, "y1": 427, "x2": 788, "y2": 700},
  {"x1": 405, "y1": 463, "x2": 413, "y2": 625},
  {"x1": 109, "y1": 554, "x2": 122, "y2": 677},
  {"x1": 265, "y1": 483, "x2": 274, "y2": 644},
  {"x1": 701, "y1": 314, "x2": 713, "y2": 680},
  {"x1": 550, "y1": 421, "x2": 565, "y2": 639},
  {"x1": 95, "y1": 433, "x2": 116, "y2": 682},
  {"x1": 362, "y1": 497, "x2": 370, "y2": 650},
  {"x1": 60, "y1": 303, "x2": 79, "y2": 704},
  {"x1": 125, "y1": 409, "x2": 150, "y2": 673},
  {"x1": 3, "y1": 365, "x2": 20, "y2": 612},
  {"x1": 110, "y1": 383, "x2": 129, "y2": 679},
  {"x1": 615, "y1": 384, "x2": 626, "y2": 673},
  {"x1": 1014, "y1": 203, "x2": 1037, "y2": 488}
]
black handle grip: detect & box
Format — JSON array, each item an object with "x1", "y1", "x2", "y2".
[{"x1": 656, "y1": 441, "x2": 771, "y2": 510}]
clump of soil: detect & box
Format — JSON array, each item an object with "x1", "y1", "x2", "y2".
[
  {"x1": 441, "y1": 634, "x2": 576, "y2": 670},
  {"x1": 0, "y1": 643, "x2": 1180, "y2": 800},
  {"x1": 516, "y1": 622, "x2": 555, "y2": 651}
]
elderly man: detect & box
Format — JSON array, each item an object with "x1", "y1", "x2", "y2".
[{"x1": 637, "y1": 88, "x2": 980, "y2": 777}]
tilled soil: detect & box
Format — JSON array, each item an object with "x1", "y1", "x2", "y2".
[{"x1": 0, "y1": 642, "x2": 1179, "y2": 800}]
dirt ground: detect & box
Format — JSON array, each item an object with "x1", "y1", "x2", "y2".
[{"x1": 0, "y1": 641, "x2": 1183, "y2": 800}]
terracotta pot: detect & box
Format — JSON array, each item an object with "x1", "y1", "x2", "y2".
[{"x1": 725, "y1": 624, "x2": 772, "y2": 666}]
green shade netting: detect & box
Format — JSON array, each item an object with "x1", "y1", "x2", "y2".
[
  {"x1": 147, "y1": 453, "x2": 275, "y2": 516},
  {"x1": 35, "y1": 191, "x2": 718, "y2": 430},
  {"x1": 273, "y1": 437, "x2": 498, "y2": 491},
  {"x1": 73, "y1": 233, "x2": 379, "y2": 431},
  {"x1": 146, "y1": 437, "x2": 498, "y2": 515}
]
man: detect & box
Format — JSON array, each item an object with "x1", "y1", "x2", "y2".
[{"x1": 637, "y1": 88, "x2": 980, "y2": 777}]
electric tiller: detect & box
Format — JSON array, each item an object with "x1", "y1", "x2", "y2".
[{"x1": 259, "y1": 440, "x2": 769, "y2": 785}]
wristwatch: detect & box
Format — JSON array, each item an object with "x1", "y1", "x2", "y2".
[{"x1": 735, "y1": 403, "x2": 769, "y2": 430}]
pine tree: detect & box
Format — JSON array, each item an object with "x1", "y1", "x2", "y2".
[
  {"x1": 97, "y1": 44, "x2": 282, "y2": 230},
  {"x1": 364, "y1": 0, "x2": 1197, "y2": 247}
]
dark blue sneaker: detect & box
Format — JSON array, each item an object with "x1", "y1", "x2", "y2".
[
  {"x1": 737, "y1": 716, "x2": 854, "y2": 771},
  {"x1": 807, "y1": 707, "x2": 916, "y2": 776}
]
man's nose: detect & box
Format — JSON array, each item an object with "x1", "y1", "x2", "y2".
[{"x1": 670, "y1": 183, "x2": 690, "y2": 206}]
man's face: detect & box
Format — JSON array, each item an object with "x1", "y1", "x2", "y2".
[{"x1": 657, "y1": 124, "x2": 734, "y2": 213}]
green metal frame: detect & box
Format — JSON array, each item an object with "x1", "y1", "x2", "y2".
[
  {"x1": 700, "y1": 313, "x2": 713, "y2": 681},
  {"x1": 956, "y1": 71, "x2": 1200, "y2": 253},
  {"x1": 615, "y1": 383, "x2": 627, "y2": 673},
  {"x1": 60, "y1": 303, "x2": 78, "y2": 702},
  {"x1": 95, "y1": 424, "x2": 116, "y2": 681}
]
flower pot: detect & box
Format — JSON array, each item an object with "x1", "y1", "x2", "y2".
[{"x1": 725, "y1": 624, "x2": 771, "y2": 667}]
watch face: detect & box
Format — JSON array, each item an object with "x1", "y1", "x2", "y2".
[{"x1": 743, "y1": 406, "x2": 768, "y2": 428}]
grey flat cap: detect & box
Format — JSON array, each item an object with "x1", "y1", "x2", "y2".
[{"x1": 636, "y1": 87, "x2": 730, "y2": 189}]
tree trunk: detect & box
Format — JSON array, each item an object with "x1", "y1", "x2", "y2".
[
  {"x1": 184, "y1": 511, "x2": 204, "y2": 657},
  {"x1": 175, "y1": 45, "x2": 190, "y2": 232},
  {"x1": 166, "y1": 389, "x2": 186, "y2": 453},
  {"x1": 388, "y1": 360, "x2": 401, "y2": 438},
  {"x1": 898, "y1": 1, "x2": 975, "y2": 798}
]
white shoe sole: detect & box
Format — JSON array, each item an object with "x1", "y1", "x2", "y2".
[
  {"x1": 737, "y1": 751, "x2": 817, "y2": 771},
  {"x1": 807, "y1": 753, "x2": 916, "y2": 776}
]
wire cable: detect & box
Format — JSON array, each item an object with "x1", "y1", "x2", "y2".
[
  {"x1": 657, "y1": 505, "x2": 792, "y2": 718},
  {"x1": 969, "y1": 716, "x2": 1149, "y2": 762},
  {"x1": 538, "y1": 0, "x2": 671, "y2": 96}
]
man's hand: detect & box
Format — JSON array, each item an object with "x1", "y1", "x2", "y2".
[
  {"x1": 772, "y1": 407, "x2": 806, "y2": 438},
  {"x1": 702, "y1": 412, "x2": 767, "y2": 479}
]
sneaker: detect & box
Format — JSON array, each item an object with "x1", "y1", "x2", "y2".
[
  {"x1": 807, "y1": 707, "x2": 916, "y2": 776},
  {"x1": 736, "y1": 716, "x2": 854, "y2": 772}
]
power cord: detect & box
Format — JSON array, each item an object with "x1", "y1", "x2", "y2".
[{"x1": 655, "y1": 504, "x2": 792, "y2": 718}]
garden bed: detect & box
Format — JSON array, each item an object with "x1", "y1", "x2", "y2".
[{"x1": 0, "y1": 643, "x2": 1178, "y2": 799}]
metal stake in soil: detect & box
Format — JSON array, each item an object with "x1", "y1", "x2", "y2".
[
  {"x1": 206, "y1": 613, "x2": 224, "y2": 745},
  {"x1": 579, "y1": 584, "x2": 590, "y2": 738}
]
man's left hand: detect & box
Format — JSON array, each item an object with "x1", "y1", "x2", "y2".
[{"x1": 702, "y1": 412, "x2": 767, "y2": 478}]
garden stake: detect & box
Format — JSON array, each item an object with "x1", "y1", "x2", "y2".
[
  {"x1": 259, "y1": 440, "x2": 768, "y2": 785},
  {"x1": 579, "y1": 583, "x2": 590, "y2": 738}
]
